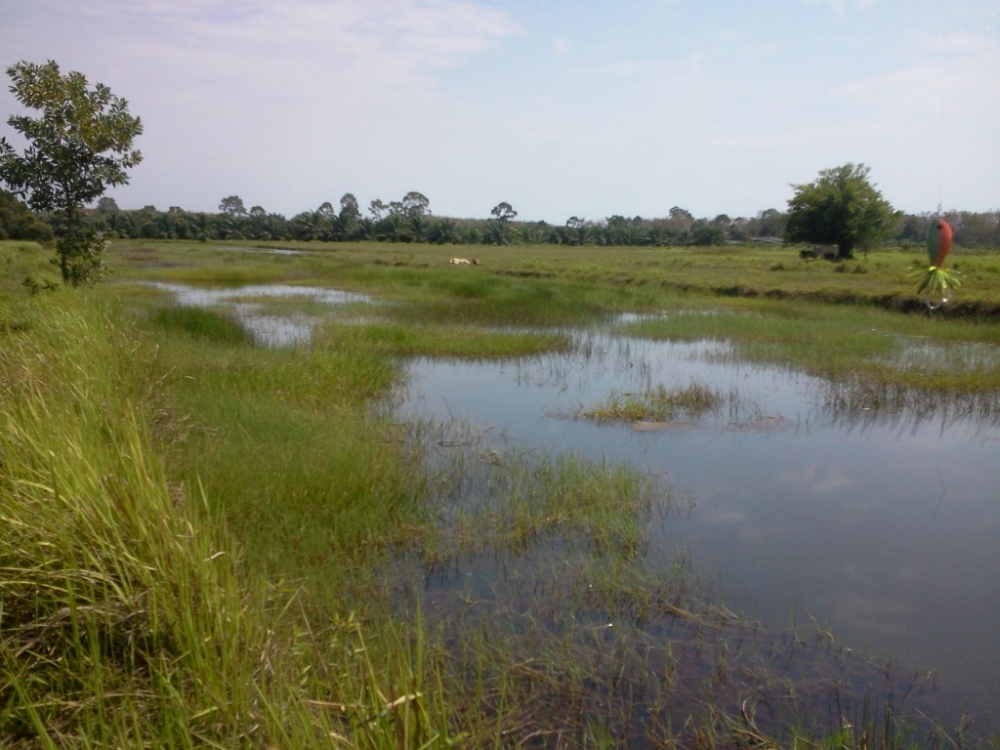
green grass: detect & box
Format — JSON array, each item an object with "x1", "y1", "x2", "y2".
[
  {"x1": 0, "y1": 239, "x2": 60, "y2": 294},
  {"x1": 315, "y1": 320, "x2": 572, "y2": 359},
  {"x1": 149, "y1": 304, "x2": 254, "y2": 344},
  {"x1": 139, "y1": 314, "x2": 418, "y2": 608},
  {"x1": 0, "y1": 295, "x2": 269, "y2": 743},
  {"x1": 0, "y1": 292, "x2": 467, "y2": 747}
]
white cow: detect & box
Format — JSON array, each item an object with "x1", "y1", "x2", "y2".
[{"x1": 449, "y1": 257, "x2": 480, "y2": 265}]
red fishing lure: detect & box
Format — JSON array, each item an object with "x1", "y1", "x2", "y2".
[
  {"x1": 926, "y1": 218, "x2": 953, "y2": 267},
  {"x1": 915, "y1": 218, "x2": 960, "y2": 309}
]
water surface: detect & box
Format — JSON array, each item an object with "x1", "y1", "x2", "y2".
[{"x1": 396, "y1": 330, "x2": 1000, "y2": 726}]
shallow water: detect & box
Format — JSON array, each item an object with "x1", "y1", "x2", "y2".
[
  {"x1": 396, "y1": 330, "x2": 1000, "y2": 726},
  {"x1": 145, "y1": 282, "x2": 368, "y2": 346}
]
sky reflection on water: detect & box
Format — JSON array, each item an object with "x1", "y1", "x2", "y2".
[{"x1": 396, "y1": 331, "x2": 1000, "y2": 725}]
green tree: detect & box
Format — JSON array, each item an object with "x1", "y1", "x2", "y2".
[
  {"x1": 339, "y1": 193, "x2": 361, "y2": 238},
  {"x1": 750, "y1": 208, "x2": 786, "y2": 239},
  {"x1": 486, "y1": 201, "x2": 518, "y2": 245},
  {"x1": 218, "y1": 195, "x2": 247, "y2": 217},
  {"x1": 401, "y1": 191, "x2": 430, "y2": 218},
  {"x1": 0, "y1": 189, "x2": 54, "y2": 242},
  {"x1": 604, "y1": 214, "x2": 639, "y2": 246},
  {"x1": 427, "y1": 217, "x2": 460, "y2": 245},
  {"x1": 95, "y1": 196, "x2": 120, "y2": 214},
  {"x1": 339, "y1": 193, "x2": 360, "y2": 220},
  {"x1": 248, "y1": 205, "x2": 269, "y2": 239},
  {"x1": 690, "y1": 221, "x2": 725, "y2": 246},
  {"x1": 785, "y1": 163, "x2": 897, "y2": 259},
  {"x1": 0, "y1": 60, "x2": 142, "y2": 284},
  {"x1": 565, "y1": 216, "x2": 591, "y2": 246}
]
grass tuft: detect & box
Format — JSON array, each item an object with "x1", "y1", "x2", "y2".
[{"x1": 576, "y1": 382, "x2": 724, "y2": 423}]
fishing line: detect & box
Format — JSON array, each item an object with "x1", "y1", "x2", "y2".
[{"x1": 936, "y1": 0, "x2": 948, "y2": 214}]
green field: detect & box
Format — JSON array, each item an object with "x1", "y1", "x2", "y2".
[{"x1": 3, "y1": 238, "x2": 999, "y2": 748}]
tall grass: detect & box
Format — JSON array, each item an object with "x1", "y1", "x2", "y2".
[
  {"x1": 149, "y1": 304, "x2": 254, "y2": 344},
  {"x1": 0, "y1": 295, "x2": 265, "y2": 742},
  {"x1": 0, "y1": 295, "x2": 454, "y2": 747},
  {"x1": 129, "y1": 305, "x2": 422, "y2": 615}
]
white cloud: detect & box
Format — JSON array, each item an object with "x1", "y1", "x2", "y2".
[{"x1": 71, "y1": 0, "x2": 520, "y2": 98}]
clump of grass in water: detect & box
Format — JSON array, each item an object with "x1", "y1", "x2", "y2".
[
  {"x1": 576, "y1": 382, "x2": 724, "y2": 423},
  {"x1": 440, "y1": 450, "x2": 658, "y2": 560}
]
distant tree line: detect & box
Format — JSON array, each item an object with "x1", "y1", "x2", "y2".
[{"x1": 2, "y1": 188, "x2": 998, "y2": 251}]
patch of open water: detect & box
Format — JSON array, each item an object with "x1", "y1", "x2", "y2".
[{"x1": 396, "y1": 330, "x2": 1000, "y2": 727}]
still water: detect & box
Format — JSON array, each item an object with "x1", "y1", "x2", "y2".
[{"x1": 396, "y1": 329, "x2": 1000, "y2": 726}]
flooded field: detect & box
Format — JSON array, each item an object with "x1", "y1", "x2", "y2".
[{"x1": 153, "y1": 281, "x2": 1000, "y2": 735}]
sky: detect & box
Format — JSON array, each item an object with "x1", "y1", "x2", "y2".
[{"x1": 0, "y1": 0, "x2": 997, "y2": 223}]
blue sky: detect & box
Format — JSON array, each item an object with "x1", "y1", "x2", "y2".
[{"x1": 1, "y1": 0, "x2": 997, "y2": 223}]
